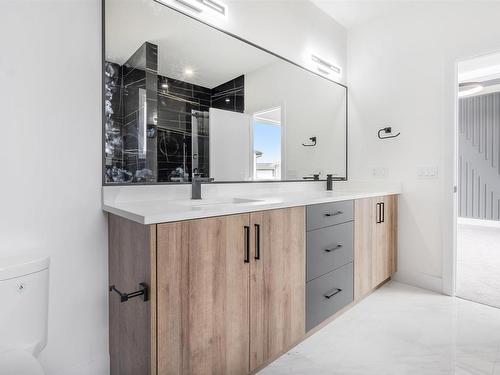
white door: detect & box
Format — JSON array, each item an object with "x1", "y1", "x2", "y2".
[{"x1": 209, "y1": 108, "x2": 252, "y2": 181}]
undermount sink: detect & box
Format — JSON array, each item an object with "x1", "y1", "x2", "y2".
[{"x1": 189, "y1": 197, "x2": 264, "y2": 208}]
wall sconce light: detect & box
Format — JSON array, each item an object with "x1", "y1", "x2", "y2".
[
  {"x1": 156, "y1": 0, "x2": 227, "y2": 19},
  {"x1": 311, "y1": 54, "x2": 341, "y2": 77}
]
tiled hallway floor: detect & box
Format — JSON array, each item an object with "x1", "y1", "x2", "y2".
[
  {"x1": 456, "y1": 219, "x2": 500, "y2": 309},
  {"x1": 259, "y1": 282, "x2": 500, "y2": 375}
]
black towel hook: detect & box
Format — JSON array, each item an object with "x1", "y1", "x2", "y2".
[{"x1": 378, "y1": 127, "x2": 400, "y2": 140}]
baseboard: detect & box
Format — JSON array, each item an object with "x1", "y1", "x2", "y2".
[
  {"x1": 392, "y1": 270, "x2": 443, "y2": 294},
  {"x1": 50, "y1": 355, "x2": 109, "y2": 375}
]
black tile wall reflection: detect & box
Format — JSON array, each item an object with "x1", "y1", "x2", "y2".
[
  {"x1": 155, "y1": 74, "x2": 244, "y2": 182},
  {"x1": 104, "y1": 42, "x2": 158, "y2": 183},
  {"x1": 104, "y1": 62, "x2": 124, "y2": 180},
  {"x1": 105, "y1": 48, "x2": 244, "y2": 183},
  {"x1": 211, "y1": 75, "x2": 244, "y2": 113},
  {"x1": 156, "y1": 76, "x2": 210, "y2": 182}
]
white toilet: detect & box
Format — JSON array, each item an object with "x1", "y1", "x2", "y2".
[{"x1": 0, "y1": 255, "x2": 50, "y2": 375}]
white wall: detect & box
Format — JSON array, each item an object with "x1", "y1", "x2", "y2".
[
  {"x1": 0, "y1": 1, "x2": 107, "y2": 374},
  {"x1": 347, "y1": 2, "x2": 500, "y2": 293},
  {"x1": 0, "y1": 0, "x2": 346, "y2": 374},
  {"x1": 245, "y1": 60, "x2": 347, "y2": 179},
  {"x1": 223, "y1": 0, "x2": 347, "y2": 85}
]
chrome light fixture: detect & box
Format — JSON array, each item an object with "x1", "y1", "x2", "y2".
[
  {"x1": 311, "y1": 54, "x2": 341, "y2": 76},
  {"x1": 199, "y1": 0, "x2": 226, "y2": 16},
  {"x1": 156, "y1": 0, "x2": 227, "y2": 18}
]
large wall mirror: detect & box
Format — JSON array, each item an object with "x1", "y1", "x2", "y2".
[{"x1": 103, "y1": 0, "x2": 347, "y2": 184}]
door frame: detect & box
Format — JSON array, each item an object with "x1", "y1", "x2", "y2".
[
  {"x1": 446, "y1": 48, "x2": 500, "y2": 297},
  {"x1": 251, "y1": 104, "x2": 286, "y2": 180}
]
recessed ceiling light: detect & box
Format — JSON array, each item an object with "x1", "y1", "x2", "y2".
[
  {"x1": 161, "y1": 83, "x2": 169, "y2": 89},
  {"x1": 184, "y1": 68, "x2": 194, "y2": 76},
  {"x1": 225, "y1": 98, "x2": 230, "y2": 103}
]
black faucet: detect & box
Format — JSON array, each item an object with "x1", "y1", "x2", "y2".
[
  {"x1": 326, "y1": 174, "x2": 333, "y2": 191},
  {"x1": 191, "y1": 174, "x2": 214, "y2": 199}
]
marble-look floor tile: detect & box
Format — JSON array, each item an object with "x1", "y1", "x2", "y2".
[
  {"x1": 258, "y1": 351, "x2": 335, "y2": 375},
  {"x1": 259, "y1": 282, "x2": 500, "y2": 375}
]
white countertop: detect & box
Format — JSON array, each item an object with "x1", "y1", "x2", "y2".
[{"x1": 102, "y1": 181, "x2": 401, "y2": 225}]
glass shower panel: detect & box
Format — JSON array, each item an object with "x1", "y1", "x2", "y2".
[{"x1": 192, "y1": 110, "x2": 210, "y2": 178}]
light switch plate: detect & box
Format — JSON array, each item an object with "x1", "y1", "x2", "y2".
[
  {"x1": 417, "y1": 166, "x2": 439, "y2": 179},
  {"x1": 373, "y1": 167, "x2": 388, "y2": 178}
]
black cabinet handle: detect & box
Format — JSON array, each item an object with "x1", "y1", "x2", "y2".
[
  {"x1": 324, "y1": 244, "x2": 343, "y2": 252},
  {"x1": 254, "y1": 224, "x2": 261, "y2": 260},
  {"x1": 324, "y1": 288, "x2": 342, "y2": 299},
  {"x1": 325, "y1": 210, "x2": 343, "y2": 217},
  {"x1": 244, "y1": 226, "x2": 250, "y2": 263},
  {"x1": 381, "y1": 202, "x2": 385, "y2": 223}
]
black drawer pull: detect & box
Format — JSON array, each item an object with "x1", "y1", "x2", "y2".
[
  {"x1": 324, "y1": 288, "x2": 342, "y2": 299},
  {"x1": 254, "y1": 223, "x2": 261, "y2": 260},
  {"x1": 324, "y1": 244, "x2": 343, "y2": 252},
  {"x1": 244, "y1": 226, "x2": 250, "y2": 263},
  {"x1": 324, "y1": 210, "x2": 344, "y2": 217}
]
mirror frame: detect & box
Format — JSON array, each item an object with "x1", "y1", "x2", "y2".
[{"x1": 101, "y1": 0, "x2": 348, "y2": 185}]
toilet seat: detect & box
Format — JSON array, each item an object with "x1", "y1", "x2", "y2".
[{"x1": 0, "y1": 349, "x2": 45, "y2": 375}]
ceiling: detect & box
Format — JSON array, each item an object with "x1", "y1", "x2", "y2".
[
  {"x1": 311, "y1": 0, "x2": 419, "y2": 29},
  {"x1": 106, "y1": 0, "x2": 276, "y2": 88},
  {"x1": 459, "y1": 52, "x2": 500, "y2": 83},
  {"x1": 459, "y1": 52, "x2": 500, "y2": 96},
  {"x1": 254, "y1": 107, "x2": 281, "y2": 125}
]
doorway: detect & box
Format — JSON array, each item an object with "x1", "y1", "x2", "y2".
[
  {"x1": 252, "y1": 107, "x2": 283, "y2": 181},
  {"x1": 455, "y1": 52, "x2": 500, "y2": 308}
]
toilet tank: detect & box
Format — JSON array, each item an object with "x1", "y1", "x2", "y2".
[{"x1": 0, "y1": 256, "x2": 50, "y2": 356}]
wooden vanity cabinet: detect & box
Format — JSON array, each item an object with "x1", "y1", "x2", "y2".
[
  {"x1": 108, "y1": 207, "x2": 305, "y2": 375},
  {"x1": 109, "y1": 196, "x2": 397, "y2": 375},
  {"x1": 354, "y1": 195, "x2": 397, "y2": 299}
]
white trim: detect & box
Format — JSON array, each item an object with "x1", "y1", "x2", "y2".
[
  {"x1": 392, "y1": 270, "x2": 443, "y2": 294},
  {"x1": 458, "y1": 217, "x2": 500, "y2": 228},
  {"x1": 445, "y1": 48, "x2": 500, "y2": 297}
]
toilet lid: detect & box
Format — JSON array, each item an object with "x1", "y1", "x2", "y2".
[{"x1": 0, "y1": 350, "x2": 45, "y2": 375}]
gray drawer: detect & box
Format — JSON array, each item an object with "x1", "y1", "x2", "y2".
[
  {"x1": 306, "y1": 221, "x2": 353, "y2": 282},
  {"x1": 306, "y1": 262, "x2": 354, "y2": 331},
  {"x1": 306, "y1": 200, "x2": 353, "y2": 231}
]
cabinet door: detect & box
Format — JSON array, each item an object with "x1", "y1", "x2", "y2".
[
  {"x1": 386, "y1": 195, "x2": 398, "y2": 275},
  {"x1": 372, "y1": 195, "x2": 397, "y2": 287},
  {"x1": 157, "y1": 214, "x2": 250, "y2": 375},
  {"x1": 249, "y1": 207, "x2": 306, "y2": 371},
  {"x1": 354, "y1": 198, "x2": 375, "y2": 299},
  {"x1": 355, "y1": 196, "x2": 398, "y2": 299}
]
